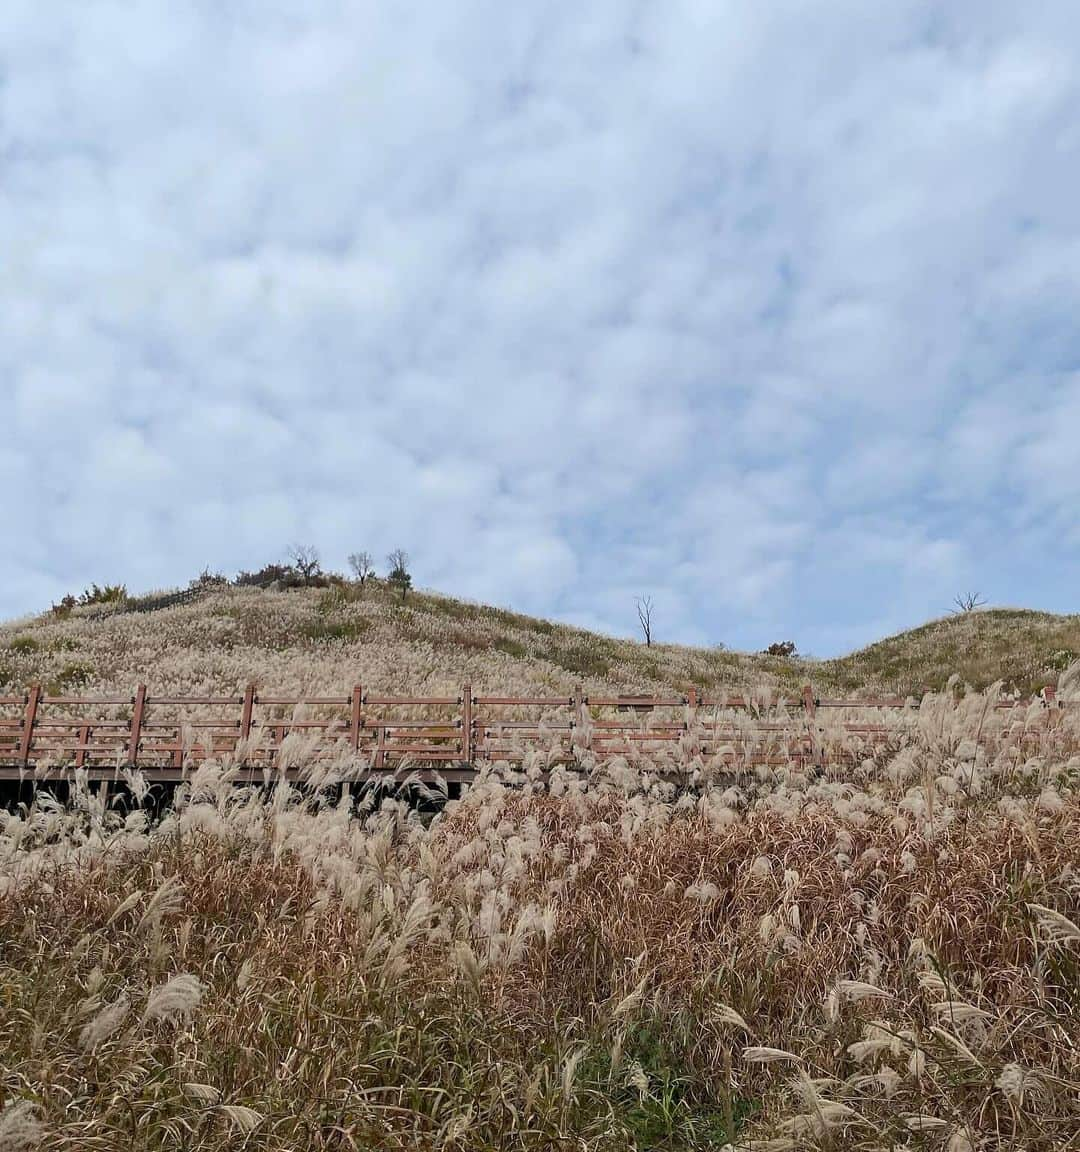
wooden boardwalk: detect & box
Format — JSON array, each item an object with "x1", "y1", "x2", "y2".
[{"x1": 0, "y1": 682, "x2": 1067, "y2": 784}]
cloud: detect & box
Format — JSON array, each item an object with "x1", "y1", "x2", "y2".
[{"x1": 1, "y1": 1, "x2": 1078, "y2": 657}]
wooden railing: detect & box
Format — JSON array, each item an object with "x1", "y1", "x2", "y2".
[{"x1": 0, "y1": 682, "x2": 1068, "y2": 783}]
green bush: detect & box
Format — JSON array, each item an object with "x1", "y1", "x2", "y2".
[
  {"x1": 80, "y1": 583, "x2": 127, "y2": 606},
  {"x1": 235, "y1": 563, "x2": 332, "y2": 590},
  {"x1": 49, "y1": 661, "x2": 94, "y2": 692},
  {"x1": 762, "y1": 640, "x2": 797, "y2": 658},
  {"x1": 189, "y1": 567, "x2": 229, "y2": 589},
  {"x1": 8, "y1": 635, "x2": 39, "y2": 654},
  {"x1": 51, "y1": 584, "x2": 127, "y2": 618}
]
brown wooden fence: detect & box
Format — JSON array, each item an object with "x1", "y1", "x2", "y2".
[{"x1": 0, "y1": 682, "x2": 1068, "y2": 784}]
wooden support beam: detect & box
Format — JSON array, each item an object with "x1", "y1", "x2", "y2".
[
  {"x1": 240, "y1": 684, "x2": 255, "y2": 741},
  {"x1": 236, "y1": 684, "x2": 256, "y2": 767},
  {"x1": 127, "y1": 684, "x2": 147, "y2": 766},
  {"x1": 350, "y1": 684, "x2": 363, "y2": 752},
  {"x1": 461, "y1": 684, "x2": 473, "y2": 763},
  {"x1": 18, "y1": 684, "x2": 41, "y2": 767},
  {"x1": 75, "y1": 724, "x2": 89, "y2": 769}
]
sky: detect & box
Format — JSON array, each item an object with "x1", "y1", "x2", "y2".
[{"x1": 1, "y1": 2, "x2": 1078, "y2": 657}]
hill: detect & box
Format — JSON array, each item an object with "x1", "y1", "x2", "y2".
[
  {"x1": 4, "y1": 580, "x2": 1079, "y2": 1150},
  {"x1": 1, "y1": 579, "x2": 1076, "y2": 700}
]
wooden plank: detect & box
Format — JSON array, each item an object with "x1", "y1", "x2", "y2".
[
  {"x1": 148, "y1": 696, "x2": 245, "y2": 705},
  {"x1": 373, "y1": 721, "x2": 460, "y2": 732},
  {"x1": 253, "y1": 696, "x2": 351, "y2": 706},
  {"x1": 39, "y1": 696, "x2": 132, "y2": 706},
  {"x1": 362, "y1": 696, "x2": 459, "y2": 706},
  {"x1": 18, "y1": 684, "x2": 41, "y2": 766},
  {"x1": 461, "y1": 684, "x2": 473, "y2": 763},
  {"x1": 590, "y1": 696, "x2": 686, "y2": 709},
  {"x1": 240, "y1": 685, "x2": 255, "y2": 743},
  {"x1": 816, "y1": 697, "x2": 910, "y2": 708},
  {"x1": 76, "y1": 725, "x2": 90, "y2": 769},
  {"x1": 126, "y1": 685, "x2": 147, "y2": 765},
  {"x1": 473, "y1": 696, "x2": 574, "y2": 707},
  {"x1": 475, "y1": 721, "x2": 574, "y2": 731},
  {"x1": 350, "y1": 684, "x2": 362, "y2": 752}
]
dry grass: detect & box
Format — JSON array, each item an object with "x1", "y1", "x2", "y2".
[
  {"x1": 2, "y1": 671, "x2": 1079, "y2": 1149},
  {"x1": 2, "y1": 582, "x2": 1079, "y2": 702}
]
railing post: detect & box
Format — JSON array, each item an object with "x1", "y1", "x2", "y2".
[
  {"x1": 570, "y1": 684, "x2": 584, "y2": 760},
  {"x1": 19, "y1": 683, "x2": 41, "y2": 768},
  {"x1": 75, "y1": 724, "x2": 90, "y2": 770},
  {"x1": 127, "y1": 684, "x2": 147, "y2": 766},
  {"x1": 802, "y1": 685, "x2": 817, "y2": 720},
  {"x1": 240, "y1": 684, "x2": 255, "y2": 741},
  {"x1": 375, "y1": 723, "x2": 386, "y2": 770},
  {"x1": 350, "y1": 684, "x2": 363, "y2": 752},
  {"x1": 236, "y1": 684, "x2": 256, "y2": 767},
  {"x1": 1044, "y1": 685, "x2": 1059, "y2": 731},
  {"x1": 461, "y1": 684, "x2": 473, "y2": 763}
]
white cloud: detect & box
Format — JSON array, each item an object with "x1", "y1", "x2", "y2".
[{"x1": 1, "y1": 1, "x2": 1079, "y2": 656}]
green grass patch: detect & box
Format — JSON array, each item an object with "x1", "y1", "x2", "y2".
[
  {"x1": 493, "y1": 636, "x2": 530, "y2": 659},
  {"x1": 302, "y1": 617, "x2": 372, "y2": 644},
  {"x1": 46, "y1": 661, "x2": 95, "y2": 693},
  {"x1": 579, "y1": 1022, "x2": 759, "y2": 1149}
]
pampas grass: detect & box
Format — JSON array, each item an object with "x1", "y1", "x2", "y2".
[{"x1": 1, "y1": 672, "x2": 1077, "y2": 1149}]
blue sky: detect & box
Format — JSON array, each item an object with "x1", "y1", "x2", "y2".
[{"x1": 2, "y1": 2, "x2": 1078, "y2": 656}]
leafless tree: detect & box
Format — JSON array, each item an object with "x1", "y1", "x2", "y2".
[
  {"x1": 348, "y1": 551, "x2": 374, "y2": 586},
  {"x1": 387, "y1": 549, "x2": 412, "y2": 601},
  {"x1": 635, "y1": 595, "x2": 654, "y2": 647},
  {"x1": 952, "y1": 591, "x2": 987, "y2": 614},
  {"x1": 286, "y1": 544, "x2": 322, "y2": 583}
]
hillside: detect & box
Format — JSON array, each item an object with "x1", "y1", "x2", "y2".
[{"x1": 1, "y1": 579, "x2": 1077, "y2": 700}]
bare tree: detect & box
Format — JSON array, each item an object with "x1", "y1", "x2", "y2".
[
  {"x1": 348, "y1": 551, "x2": 374, "y2": 586},
  {"x1": 635, "y1": 595, "x2": 654, "y2": 647},
  {"x1": 387, "y1": 549, "x2": 412, "y2": 601},
  {"x1": 952, "y1": 591, "x2": 987, "y2": 614},
  {"x1": 286, "y1": 544, "x2": 322, "y2": 584}
]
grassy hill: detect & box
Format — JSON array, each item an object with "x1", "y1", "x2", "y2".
[
  {"x1": 3, "y1": 580, "x2": 1078, "y2": 1150},
  {"x1": 1, "y1": 578, "x2": 1077, "y2": 700}
]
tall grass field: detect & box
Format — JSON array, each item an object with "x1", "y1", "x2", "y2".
[{"x1": 1, "y1": 585, "x2": 1078, "y2": 1149}]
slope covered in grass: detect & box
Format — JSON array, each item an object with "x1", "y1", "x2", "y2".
[
  {"x1": 2, "y1": 583, "x2": 1079, "y2": 1149},
  {"x1": 1, "y1": 581, "x2": 1077, "y2": 700}
]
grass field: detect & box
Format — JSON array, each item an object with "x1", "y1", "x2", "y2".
[
  {"x1": 1, "y1": 585, "x2": 1078, "y2": 1149},
  {"x1": 2, "y1": 580, "x2": 1079, "y2": 701}
]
